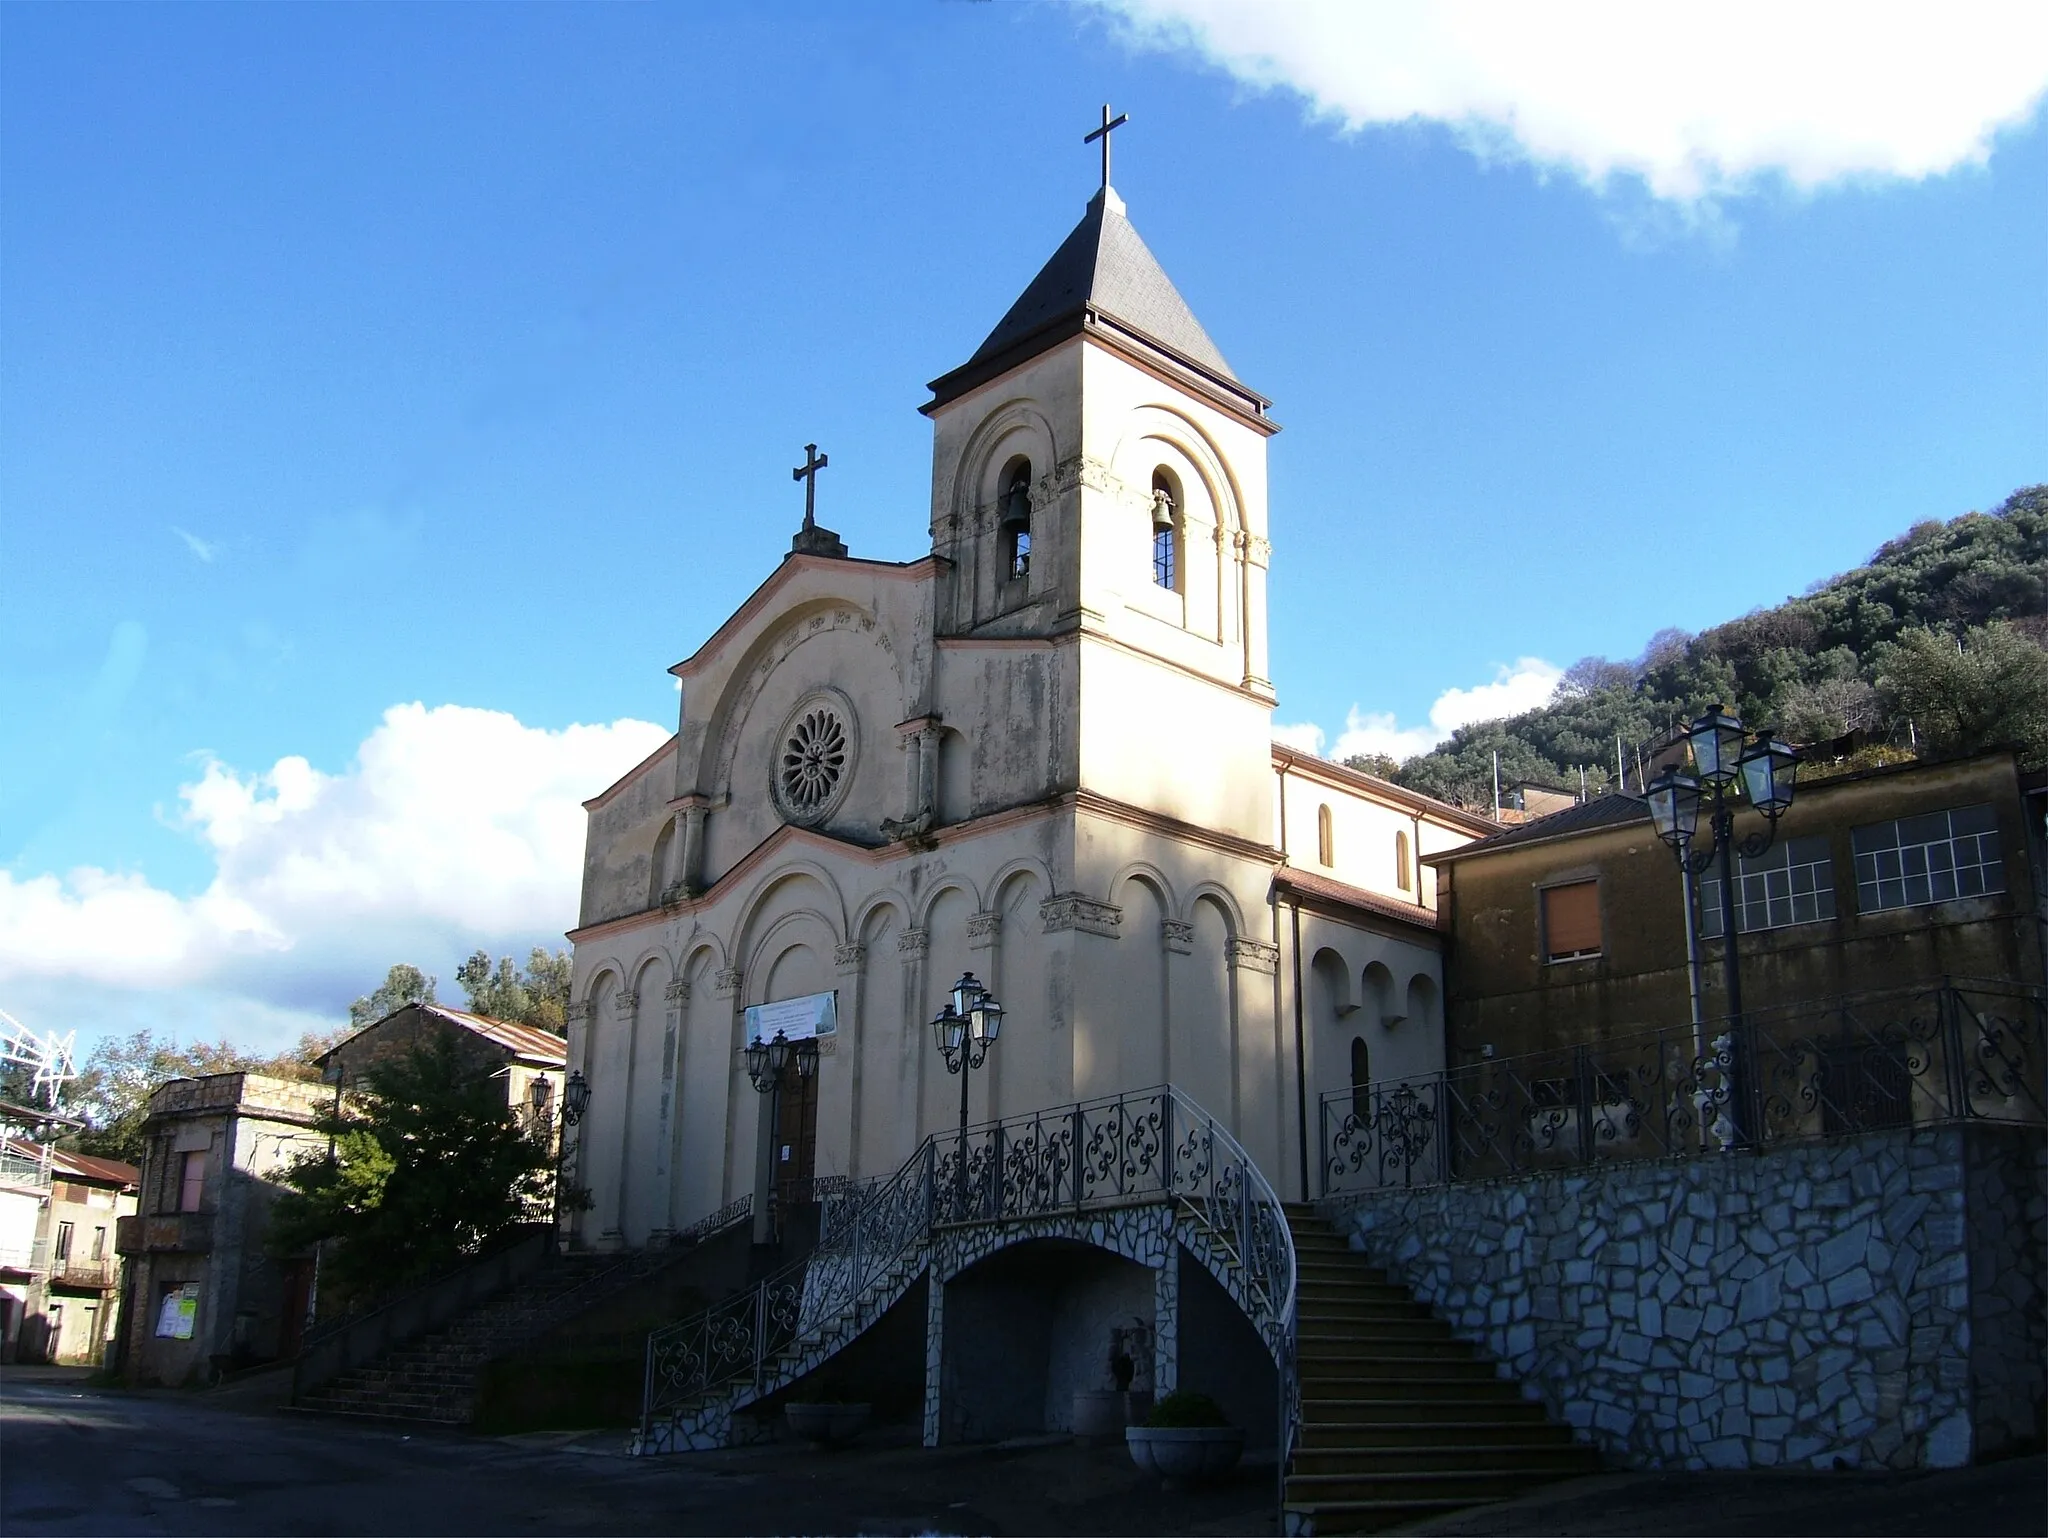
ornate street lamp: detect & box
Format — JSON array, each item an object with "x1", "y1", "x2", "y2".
[
  {"x1": 744, "y1": 1029, "x2": 818, "y2": 1094},
  {"x1": 931, "y1": 972, "x2": 1003, "y2": 1209},
  {"x1": 1645, "y1": 706, "x2": 1799, "y2": 1144},
  {"x1": 551, "y1": 1069, "x2": 592, "y2": 1254}
]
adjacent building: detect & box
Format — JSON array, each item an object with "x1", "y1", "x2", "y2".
[
  {"x1": 1424, "y1": 747, "x2": 2043, "y2": 1063},
  {"x1": 0, "y1": 1134, "x2": 138, "y2": 1365},
  {"x1": 114, "y1": 1073, "x2": 327, "y2": 1385},
  {"x1": 314, "y1": 1003, "x2": 567, "y2": 1130}
]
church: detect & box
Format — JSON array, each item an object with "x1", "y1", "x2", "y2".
[{"x1": 562, "y1": 152, "x2": 1492, "y2": 1253}]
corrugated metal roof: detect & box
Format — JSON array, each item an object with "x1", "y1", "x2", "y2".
[
  {"x1": 967, "y1": 189, "x2": 1236, "y2": 381},
  {"x1": 0, "y1": 1136, "x2": 137, "y2": 1187},
  {"x1": 318, "y1": 1002, "x2": 568, "y2": 1069},
  {"x1": 424, "y1": 1006, "x2": 569, "y2": 1066}
]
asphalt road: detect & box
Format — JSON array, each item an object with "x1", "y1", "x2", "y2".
[
  {"x1": 3, "y1": 1370, "x2": 2040, "y2": 1537},
  {"x1": 0, "y1": 1373, "x2": 1273, "y2": 1537}
]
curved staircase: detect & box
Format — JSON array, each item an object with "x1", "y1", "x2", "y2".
[{"x1": 1283, "y1": 1205, "x2": 1597, "y2": 1535}]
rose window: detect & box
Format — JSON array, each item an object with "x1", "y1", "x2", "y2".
[{"x1": 779, "y1": 706, "x2": 848, "y2": 816}]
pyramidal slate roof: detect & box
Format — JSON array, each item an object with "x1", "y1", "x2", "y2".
[{"x1": 966, "y1": 187, "x2": 1236, "y2": 382}]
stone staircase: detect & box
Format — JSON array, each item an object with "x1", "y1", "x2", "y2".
[
  {"x1": 296, "y1": 1249, "x2": 678, "y2": 1425},
  {"x1": 1283, "y1": 1205, "x2": 1597, "y2": 1535}
]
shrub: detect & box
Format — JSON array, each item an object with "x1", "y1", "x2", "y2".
[{"x1": 1145, "y1": 1390, "x2": 1229, "y2": 1428}]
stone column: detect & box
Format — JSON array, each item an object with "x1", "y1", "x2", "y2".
[
  {"x1": 915, "y1": 724, "x2": 942, "y2": 821},
  {"x1": 1239, "y1": 531, "x2": 1273, "y2": 695},
  {"x1": 923, "y1": 1249, "x2": 948, "y2": 1447},
  {"x1": 1152, "y1": 1212, "x2": 1180, "y2": 1397},
  {"x1": 674, "y1": 796, "x2": 710, "y2": 894}
]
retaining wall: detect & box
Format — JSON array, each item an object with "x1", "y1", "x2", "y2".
[{"x1": 1323, "y1": 1124, "x2": 2045, "y2": 1471}]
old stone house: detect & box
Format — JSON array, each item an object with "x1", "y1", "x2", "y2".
[
  {"x1": 114, "y1": 1072, "x2": 328, "y2": 1385},
  {"x1": 316, "y1": 1003, "x2": 567, "y2": 1131}
]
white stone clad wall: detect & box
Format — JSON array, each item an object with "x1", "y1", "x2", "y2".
[{"x1": 1327, "y1": 1127, "x2": 2047, "y2": 1472}]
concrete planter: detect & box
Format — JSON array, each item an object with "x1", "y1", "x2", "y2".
[
  {"x1": 1124, "y1": 1425, "x2": 1244, "y2": 1484},
  {"x1": 784, "y1": 1401, "x2": 870, "y2": 1444}
]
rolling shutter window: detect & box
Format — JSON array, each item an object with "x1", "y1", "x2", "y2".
[{"x1": 1543, "y1": 881, "x2": 1602, "y2": 960}]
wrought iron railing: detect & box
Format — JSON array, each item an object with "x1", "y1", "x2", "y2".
[
  {"x1": 1322, "y1": 980, "x2": 2047, "y2": 1197},
  {"x1": 641, "y1": 1137, "x2": 936, "y2": 1430},
  {"x1": 639, "y1": 1084, "x2": 1297, "y2": 1504},
  {"x1": 672, "y1": 1195, "x2": 751, "y2": 1247}
]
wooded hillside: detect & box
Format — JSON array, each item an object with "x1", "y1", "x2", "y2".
[{"x1": 1364, "y1": 485, "x2": 2048, "y2": 808}]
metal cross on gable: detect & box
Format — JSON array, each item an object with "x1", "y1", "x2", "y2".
[
  {"x1": 1084, "y1": 103, "x2": 1129, "y2": 192},
  {"x1": 792, "y1": 443, "x2": 828, "y2": 530}
]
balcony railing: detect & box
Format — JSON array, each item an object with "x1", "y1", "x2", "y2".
[
  {"x1": 49, "y1": 1255, "x2": 119, "y2": 1290},
  {"x1": 1322, "y1": 979, "x2": 2047, "y2": 1197}
]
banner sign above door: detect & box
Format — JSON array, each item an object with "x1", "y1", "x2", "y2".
[{"x1": 744, "y1": 990, "x2": 838, "y2": 1045}]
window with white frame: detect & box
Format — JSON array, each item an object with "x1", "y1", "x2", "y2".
[
  {"x1": 1852, "y1": 804, "x2": 2004, "y2": 913},
  {"x1": 1699, "y1": 834, "x2": 1836, "y2": 938}
]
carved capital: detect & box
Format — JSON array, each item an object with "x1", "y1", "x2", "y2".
[
  {"x1": 1161, "y1": 919, "x2": 1194, "y2": 955},
  {"x1": 1051, "y1": 452, "x2": 1122, "y2": 500},
  {"x1": 1227, "y1": 938, "x2": 1280, "y2": 976},
  {"x1": 966, "y1": 911, "x2": 1002, "y2": 951},
  {"x1": 1244, "y1": 534, "x2": 1272, "y2": 568},
  {"x1": 898, "y1": 927, "x2": 930, "y2": 958},
  {"x1": 612, "y1": 990, "x2": 640, "y2": 1017},
  {"x1": 834, "y1": 942, "x2": 867, "y2": 974},
  {"x1": 713, "y1": 968, "x2": 742, "y2": 999},
  {"x1": 663, "y1": 978, "x2": 690, "y2": 1004},
  {"x1": 1040, "y1": 892, "x2": 1122, "y2": 938},
  {"x1": 566, "y1": 1002, "x2": 590, "y2": 1026}
]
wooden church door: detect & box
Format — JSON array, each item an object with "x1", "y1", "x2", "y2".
[{"x1": 773, "y1": 1062, "x2": 819, "y2": 1209}]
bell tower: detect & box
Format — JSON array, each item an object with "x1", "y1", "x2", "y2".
[
  {"x1": 921, "y1": 181, "x2": 1278, "y2": 696},
  {"x1": 920, "y1": 132, "x2": 1280, "y2": 841}
]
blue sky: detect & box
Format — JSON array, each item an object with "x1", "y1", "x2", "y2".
[{"x1": 4, "y1": 2, "x2": 2045, "y2": 1064}]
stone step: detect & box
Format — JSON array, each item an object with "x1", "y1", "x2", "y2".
[
  {"x1": 1286, "y1": 1468, "x2": 1565, "y2": 1506},
  {"x1": 1301, "y1": 1373, "x2": 1521, "y2": 1402},
  {"x1": 1297, "y1": 1318, "x2": 1466, "y2": 1345},
  {"x1": 1298, "y1": 1338, "x2": 1482, "y2": 1364},
  {"x1": 1296, "y1": 1420, "x2": 1577, "y2": 1451},
  {"x1": 1299, "y1": 1396, "x2": 1548, "y2": 1424},
  {"x1": 1283, "y1": 1496, "x2": 1501, "y2": 1536},
  {"x1": 1291, "y1": 1444, "x2": 1599, "y2": 1476}
]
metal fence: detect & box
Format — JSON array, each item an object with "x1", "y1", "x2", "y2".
[{"x1": 1322, "y1": 980, "x2": 2048, "y2": 1197}]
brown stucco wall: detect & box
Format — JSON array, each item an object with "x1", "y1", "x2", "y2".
[{"x1": 1436, "y1": 753, "x2": 2042, "y2": 1063}]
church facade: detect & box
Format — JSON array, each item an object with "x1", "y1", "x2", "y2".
[{"x1": 565, "y1": 182, "x2": 1491, "y2": 1247}]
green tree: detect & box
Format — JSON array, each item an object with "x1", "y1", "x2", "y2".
[
  {"x1": 349, "y1": 963, "x2": 436, "y2": 1028},
  {"x1": 1878, "y1": 621, "x2": 2048, "y2": 767},
  {"x1": 269, "y1": 1032, "x2": 554, "y2": 1308},
  {"x1": 1341, "y1": 752, "x2": 1403, "y2": 781},
  {"x1": 455, "y1": 947, "x2": 572, "y2": 1034}
]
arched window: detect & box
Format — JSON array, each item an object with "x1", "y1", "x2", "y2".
[
  {"x1": 1351, "y1": 1036, "x2": 1371, "y2": 1118},
  {"x1": 1150, "y1": 469, "x2": 1179, "y2": 591},
  {"x1": 999, "y1": 458, "x2": 1032, "y2": 581},
  {"x1": 1317, "y1": 803, "x2": 1334, "y2": 867},
  {"x1": 1394, "y1": 830, "x2": 1412, "y2": 892}
]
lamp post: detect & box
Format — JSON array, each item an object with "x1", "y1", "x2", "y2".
[
  {"x1": 930, "y1": 972, "x2": 1004, "y2": 1212},
  {"x1": 552, "y1": 1069, "x2": 590, "y2": 1254},
  {"x1": 742, "y1": 1030, "x2": 818, "y2": 1243},
  {"x1": 1645, "y1": 706, "x2": 1798, "y2": 1144}
]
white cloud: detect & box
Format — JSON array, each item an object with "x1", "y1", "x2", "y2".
[
  {"x1": 0, "y1": 704, "x2": 670, "y2": 1019},
  {"x1": 172, "y1": 527, "x2": 218, "y2": 563},
  {"x1": 1094, "y1": 1, "x2": 2048, "y2": 205},
  {"x1": 1283, "y1": 657, "x2": 1564, "y2": 764}
]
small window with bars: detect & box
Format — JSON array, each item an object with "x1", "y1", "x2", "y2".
[
  {"x1": 1699, "y1": 834, "x2": 1836, "y2": 938},
  {"x1": 1852, "y1": 804, "x2": 2004, "y2": 913},
  {"x1": 1541, "y1": 880, "x2": 1601, "y2": 962}
]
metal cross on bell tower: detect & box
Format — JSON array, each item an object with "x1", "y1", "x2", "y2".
[{"x1": 1084, "y1": 103, "x2": 1129, "y2": 193}]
